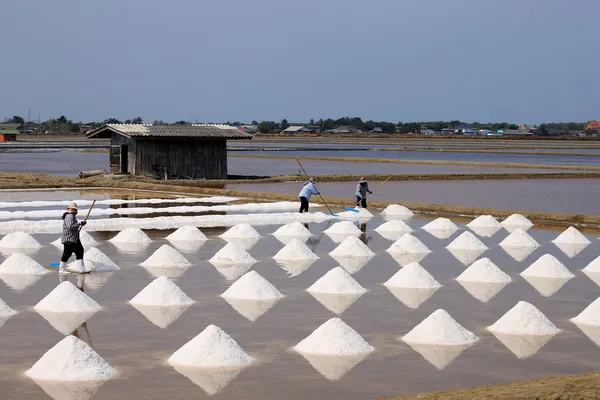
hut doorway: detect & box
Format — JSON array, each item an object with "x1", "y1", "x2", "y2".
[{"x1": 120, "y1": 145, "x2": 129, "y2": 173}]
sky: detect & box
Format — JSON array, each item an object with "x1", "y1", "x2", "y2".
[{"x1": 2, "y1": 0, "x2": 598, "y2": 124}]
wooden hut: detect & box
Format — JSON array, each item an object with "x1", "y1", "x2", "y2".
[
  {"x1": 86, "y1": 124, "x2": 252, "y2": 179},
  {"x1": 0, "y1": 123, "x2": 22, "y2": 141}
]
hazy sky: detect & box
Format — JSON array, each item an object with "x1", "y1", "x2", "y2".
[{"x1": 3, "y1": 0, "x2": 598, "y2": 124}]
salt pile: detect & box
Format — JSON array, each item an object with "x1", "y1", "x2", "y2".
[
  {"x1": 109, "y1": 228, "x2": 151, "y2": 244},
  {"x1": 67, "y1": 247, "x2": 120, "y2": 273},
  {"x1": 166, "y1": 225, "x2": 208, "y2": 242},
  {"x1": 0, "y1": 231, "x2": 41, "y2": 249},
  {"x1": 552, "y1": 226, "x2": 591, "y2": 245},
  {"x1": 308, "y1": 267, "x2": 366, "y2": 295},
  {"x1": 273, "y1": 239, "x2": 319, "y2": 262},
  {"x1": 0, "y1": 253, "x2": 50, "y2": 275},
  {"x1": 0, "y1": 297, "x2": 17, "y2": 328},
  {"x1": 456, "y1": 258, "x2": 512, "y2": 284},
  {"x1": 221, "y1": 271, "x2": 282, "y2": 300},
  {"x1": 51, "y1": 231, "x2": 98, "y2": 248},
  {"x1": 168, "y1": 325, "x2": 254, "y2": 368},
  {"x1": 324, "y1": 221, "x2": 362, "y2": 236},
  {"x1": 25, "y1": 335, "x2": 116, "y2": 381},
  {"x1": 335, "y1": 208, "x2": 374, "y2": 221},
  {"x1": 273, "y1": 222, "x2": 312, "y2": 244},
  {"x1": 572, "y1": 297, "x2": 600, "y2": 327},
  {"x1": 381, "y1": 204, "x2": 414, "y2": 218},
  {"x1": 467, "y1": 215, "x2": 501, "y2": 229},
  {"x1": 583, "y1": 257, "x2": 600, "y2": 287},
  {"x1": 521, "y1": 254, "x2": 574, "y2": 279},
  {"x1": 374, "y1": 220, "x2": 413, "y2": 240},
  {"x1": 329, "y1": 236, "x2": 375, "y2": 274},
  {"x1": 209, "y1": 243, "x2": 257, "y2": 267},
  {"x1": 130, "y1": 276, "x2": 194, "y2": 306},
  {"x1": 446, "y1": 231, "x2": 487, "y2": 251},
  {"x1": 422, "y1": 218, "x2": 458, "y2": 239},
  {"x1": 402, "y1": 309, "x2": 478, "y2": 345},
  {"x1": 220, "y1": 224, "x2": 261, "y2": 239},
  {"x1": 501, "y1": 214, "x2": 533, "y2": 231},
  {"x1": 294, "y1": 318, "x2": 374, "y2": 356},
  {"x1": 500, "y1": 228, "x2": 539, "y2": 248},
  {"x1": 384, "y1": 262, "x2": 441, "y2": 289},
  {"x1": 140, "y1": 245, "x2": 192, "y2": 269},
  {"x1": 387, "y1": 234, "x2": 431, "y2": 255}
]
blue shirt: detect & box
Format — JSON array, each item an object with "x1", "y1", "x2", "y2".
[{"x1": 299, "y1": 182, "x2": 319, "y2": 200}]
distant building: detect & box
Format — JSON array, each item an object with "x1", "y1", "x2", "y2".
[
  {"x1": 586, "y1": 120, "x2": 600, "y2": 132},
  {"x1": 283, "y1": 126, "x2": 310, "y2": 134},
  {"x1": 441, "y1": 128, "x2": 455, "y2": 134},
  {"x1": 502, "y1": 129, "x2": 534, "y2": 136},
  {"x1": 0, "y1": 123, "x2": 21, "y2": 141},
  {"x1": 370, "y1": 127, "x2": 383, "y2": 133},
  {"x1": 519, "y1": 123, "x2": 536, "y2": 131},
  {"x1": 422, "y1": 129, "x2": 439, "y2": 135},
  {"x1": 455, "y1": 125, "x2": 475, "y2": 134},
  {"x1": 331, "y1": 125, "x2": 361, "y2": 134},
  {"x1": 478, "y1": 129, "x2": 493, "y2": 134}
]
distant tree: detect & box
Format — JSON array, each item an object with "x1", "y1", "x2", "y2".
[
  {"x1": 57, "y1": 115, "x2": 68, "y2": 124},
  {"x1": 153, "y1": 120, "x2": 166, "y2": 125},
  {"x1": 9, "y1": 116, "x2": 24, "y2": 124},
  {"x1": 131, "y1": 116, "x2": 143, "y2": 124},
  {"x1": 309, "y1": 118, "x2": 315, "y2": 125},
  {"x1": 257, "y1": 121, "x2": 279, "y2": 133},
  {"x1": 536, "y1": 124, "x2": 549, "y2": 135},
  {"x1": 280, "y1": 118, "x2": 290, "y2": 131},
  {"x1": 104, "y1": 118, "x2": 121, "y2": 124},
  {"x1": 251, "y1": 120, "x2": 258, "y2": 125},
  {"x1": 174, "y1": 120, "x2": 188, "y2": 125}
]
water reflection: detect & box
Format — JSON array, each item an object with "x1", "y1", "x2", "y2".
[
  {"x1": 390, "y1": 252, "x2": 428, "y2": 267},
  {"x1": 167, "y1": 239, "x2": 206, "y2": 252},
  {"x1": 330, "y1": 255, "x2": 372, "y2": 274},
  {"x1": 131, "y1": 304, "x2": 192, "y2": 329},
  {"x1": 423, "y1": 228, "x2": 458, "y2": 240},
  {"x1": 404, "y1": 342, "x2": 474, "y2": 370},
  {"x1": 385, "y1": 287, "x2": 439, "y2": 309},
  {"x1": 358, "y1": 222, "x2": 371, "y2": 245},
  {"x1": 170, "y1": 364, "x2": 247, "y2": 396},
  {"x1": 553, "y1": 242, "x2": 589, "y2": 258},
  {"x1": 489, "y1": 332, "x2": 556, "y2": 359},
  {"x1": 309, "y1": 292, "x2": 364, "y2": 315},
  {"x1": 275, "y1": 259, "x2": 316, "y2": 277},
  {"x1": 31, "y1": 378, "x2": 108, "y2": 400},
  {"x1": 0, "y1": 274, "x2": 41, "y2": 292},
  {"x1": 213, "y1": 264, "x2": 252, "y2": 281},
  {"x1": 457, "y1": 281, "x2": 509, "y2": 303},
  {"x1": 500, "y1": 245, "x2": 537, "y2": 262},
  {"x1": 468, "y1": 226, "x2": 502, "y2": 238},
  {"x1": 296, "y1": 352, "x2": 370, "y2": 381},
  {"x1": 220, "y1": 237, "x2": 260, "y2": 251},
  {"x1": 110, "y1": 241, "x2": 150, "y2": 253},
  {"x1": 446, "y1": 249, "x2": 485, "y2": 266},
  {"x1": 141, "y1": 265, "x2": 189, "y2": 280},
  {"x1": 222, "y1": 298, "x2": 280, "y2": 322},
  {"x1": 573, "y1": 324, "x2": 600, "y2": 347},
  {"x1": 521, "y1": 276, "x2": 571, "y2": 297}
]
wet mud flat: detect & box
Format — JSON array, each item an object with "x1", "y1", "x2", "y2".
[{"x1": 1, "y1": 191, "x2": 600, "y2": 398}]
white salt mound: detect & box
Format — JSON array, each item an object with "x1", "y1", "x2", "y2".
[
  {"x1": 324, "y1": 221, "x2": 362, "y2": 235},
  {"x1": 520, "y1": 254, "x2": 575, "y2": 279},
  {"x1": 0, "y1": 298, "x2": 17, "y2": 318},
  {"x1": 221, "y1": 271, "x2": 282, "y2": 300},
  {"x1": 572, "y1": 297, "x2": 600, "y2": 326},
  {"x1": 422, "y1": 218, "x2": 458, "y2": 232},
  {"x1": 308, "y1": 267, "x2": 367, "y2": 294},
  {"x1": 26, "y1": 335, "x2": 116, "y2": 381},
  {"x1": 501, "y1": 214, "x2": 533, "y2": 228},
  {"x1": 168, "y1": 324, "x2": 253, "y2": 368},
  {"x1": 500, "y1": 228, "x2": 539, "y2": 248},
  {"x1": 220, "y1": 224, "x2": 261, "y2": 239},
  {"x1": 329, "y1": 236, "x2": 375, "y2": 258},
  {"x1": 167, "y1": 225, "x2": 208, "y2": 242},
  {"x1": 273, "y1": 222, "x2": 312, "y2": 237},
  {"x1": 0, "y1": 253, "x2": 49, "y2": 275},
  {"x1": 140, "y1": 245, "x2": 192, "y2": 268},
  {"x1": 34, "y1": 281, "x2": 101, "y2": 313},
  {"x1": 467, "y1": 215, "x2": 501, "y2": 228},
  {"x1": 384, "y1": 262, "x2": 441, "y2": 289},
  {"x1": 0, "y1": 231, "x2": 41, "y2": 249},
  {"x1": 583, "y1": 256, "x2": 600, "y2": 274},
  {"x1": 488, "y1": 301, "x2": 560, "y2": 335},
  {"x1": 552, "y1": 226, "x2": 591, "y2": 245},
  {"x1": 456, "y1": 258, "x2": 512, "y2": 283},
  {"x1": 109, "y1": 228, "x2": 151, "y2": 244},
  {"x1": 85, "y1": 247, "x2": 120, "y2": 271},
  {"x1": 51, "y1": 231, "x2": 98, "y2": 248},
  {"x1": 446, "y1": 231, "x2": 487, "y2": 251},
  {"x1": 387, "y1": 234, "x2": 431, "y2": 255},
  {"x1": 273, "y1": 239, "x2": 319, "y2": 261},
  {"x1": 403, "y1": 309, "x2": 478, "y2": 345},
  {"x1": 294, "y1": 318, "x2": 374, "y2": 355},
  {"x1": 375, "y1": 220, "x2": 412, "y2": 233},
  {"x1": 209, "y1": 243, "x2": 257, "y2": 266},
  {"x1": 130, "y1": 276, "x2": 195, "y2": 306},
  {"x1": 381, "y1": 204, "x2": 414, "y2": 217}
]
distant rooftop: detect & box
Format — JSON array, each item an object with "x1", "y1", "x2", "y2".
[{"x1": 86, "y1": 124, "x2": 252, "y2": 139}]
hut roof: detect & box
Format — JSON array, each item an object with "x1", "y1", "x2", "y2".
[{"x1": 86, "y1": 124, "x2": 252, "y2": 139}]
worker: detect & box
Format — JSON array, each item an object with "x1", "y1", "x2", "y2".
[
  {"x1": 299, "y1": 177, "x2": 320, "y2": 213},
  {"x1": 355, "y1": 177, "x2": 373, "y2": 209},
  {"x1": 59, "y1": 202, "x2": 87, "y2": 274}
]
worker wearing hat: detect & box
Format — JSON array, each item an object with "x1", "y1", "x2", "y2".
[
  {"x1": 298, "y1": 177, "x2": 320, "y2": 213},
  {"x1": 355, "y1": 177, "x2": 372, "y2": 209},
  {"x1": 59, "y1": 202, "x2": 88, "y2": 274}
]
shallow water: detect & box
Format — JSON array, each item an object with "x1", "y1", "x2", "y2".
[{"x1": 1, "y1": 195, "x2": 600, "y2": 399}]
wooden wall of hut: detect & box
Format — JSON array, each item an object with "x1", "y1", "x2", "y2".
[{"x1": 109, "y1": 134, "x2": 132, "y2": 174}]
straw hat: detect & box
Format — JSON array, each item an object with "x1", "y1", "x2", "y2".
[
  {"x1": 67, "y1": 202, "x2": 78, "y2": 210},
  {"x1": 359, "y1": 177, "x2": 367, "y2": 183}
]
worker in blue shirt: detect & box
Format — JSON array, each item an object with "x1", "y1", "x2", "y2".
[{"x1": 299, "y1": 178, "x2": 320, "y2": 213}]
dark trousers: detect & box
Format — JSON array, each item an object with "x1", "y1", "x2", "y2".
[
  {"x1": 61, "y1": 241, "x2": 84, "y2": 262},
  {"x1": 299, "y1": 196, "x2": 309, "y2": 213},
  {"x1": 355, "y1": 195, "x2": 367, "y2": 208}
]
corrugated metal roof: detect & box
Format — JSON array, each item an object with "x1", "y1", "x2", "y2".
[
  {"x1": 192, "y1": 123, "x2": 237, "y2": 130},
  {"x1": 86, "y1": 124, "x2": 252, "y2": 139},
  {"x1": 0, "y1": 123, "x2": 22, "y2": 130},
  {"x1": 0, "y1": 129, "x2": 20, "y2": 134}
]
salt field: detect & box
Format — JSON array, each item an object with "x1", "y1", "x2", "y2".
[{"x1": 2, "y1": 191, "x2": 600, "y2": 399}]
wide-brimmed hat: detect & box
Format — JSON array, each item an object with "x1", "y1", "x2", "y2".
[
  {"x1": 359, "y1": 177, "x2": 367, "y2": 183},
  {"x1": 67, "y1": 201, "x2": 78, "y2": 210}
]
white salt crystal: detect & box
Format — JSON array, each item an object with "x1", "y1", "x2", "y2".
[
  {"x1": 335, "y1": 208, "x2": 374, "y2": 221},
  {"x1": 26, "y1": 335, "x2": 116, "y2": 381},
  {"x1": 167, "y1": 225, "x2": 207, "y2": 242},
  {"x1": 402, "y1": 309, "x2": 478, "y2": 345},
  {"x1": 34, "y1": 281, "x2": 101, "y2": 314},
  {"x1": 51, "y1": 231, "x2": 98, "y2": 248},
  {"x1": 375, "y1": 220, "x2": 412, "y2": 233},
  {"x1": 220, "y1": 224, "x2": 261, "y2": 239},
  {"x1": 500, "y1": 228, "x2": 539, "y2": 248},
  {"x1": 308, "y1": 267, "x2": 367, "y2": 294},
  {"x1": 572, "y1": 297, "x2": 600, "y2": 327},
  {"x1": 0, "y1": 231, "x2": 41, "y2": 249},
  {"x1": 520, "y1": 254, "x2": 575, "y2": 279},
  {"x1": 384, "y1": 262, "x2": 441, "y2": 289},
  {"x1": 209, "y1": 243, "x2": 257, "y2": 267},
  {"x1": 552, "y1": 226, "x2": 591, "y2": 245},
  {"x1": 0, "y1": 298, "x2": 17, "y2": 318},
  {"x1": 0, "y1": 253, "x2": 49, "y2": 275},
  {"x1": 446, "y1": 231, "x2": 487, "y2": 251},
  {"x1": 294, "y1": 318, "x2": 374, "y2": 356},
  {"x1": 467, "y1": 215, "x2": 501, "y2": 229},
  {"x1": 324, "y1": 221, "x2": 362, "y2": 235},
  {"x1": 109, "y1": 228, "x2": 151, "y2": 244},
  {"x1": 501, "y1": 214, "x2": 533, "y2": 229},
  {"x1": 130, "y1": 276, "x2": 195, "y2": 306},
  {"x1": 386, "y1": 234, "x2": 431, "y2": 255},
  {"x1": 221, "y1": 271, "x2": 282, "y2": 300},
  {"x1": 329, "y1": 236, "x2": 375, "y2": 258},
  {"x1": 381, "y1": 204, "x2": 414, "y2": 217},
  {"x1": 487, "y1": 301, "x2": 560, "y2": 335},
  {"x1": 168, "y1": 325, "x2": 254, "y2": 368},
  {"x1": 67, "y1": 247, "x2": 120, "y2": 273},
  {"x1": 422, "y1": 218, "x2": 458, "y2": 233},
  {"x1": 456, "y1": 258, "x2": 512, "y2": 284},
  {"x1": 273, "y1": 222, "x2": 312, "y2": 241},
  {"x1": 140, "y1": 245, "x2": 192, "y2": 269},
  {"x1": 273, "y1": 239, "x2": 319, "y2": 262}
]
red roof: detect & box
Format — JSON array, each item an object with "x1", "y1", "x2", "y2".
[{"x1": 586, "y1": 120, "x2": 600, "y2": 130}]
